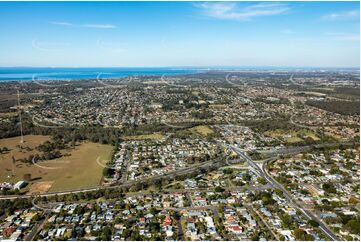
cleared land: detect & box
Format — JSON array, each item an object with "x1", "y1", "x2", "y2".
[
  {"x1": 265, "y1": 129, "x2": 319, "y2": 143},
  {"x1": 0, "y1": 112, "x2": 18, "y2": 118},
  {"x1": 189, "y1": 125, "x2": 214, "y2": 136},
  {"x1": 28, "y1": 181, "x2": 54, "y2": 194},
  {"x1": 122, "y1": 132, "x2": 165, "y2": 140},
  {"x1": 0, "y1": 135, "x2": 113, "y2": 193},
  {"x1": 302, "y1": 91, "x2": 327, "y2": 97}
]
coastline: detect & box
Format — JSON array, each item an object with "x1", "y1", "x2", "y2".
[{"x1": 0, "y1": 66, "x2": 358, "y2": 82}]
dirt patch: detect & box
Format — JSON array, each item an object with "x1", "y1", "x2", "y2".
[{"x1": 28, "y1": 181, "x2": 54, "y2": 194}]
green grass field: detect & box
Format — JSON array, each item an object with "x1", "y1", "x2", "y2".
[
  {"x1": 122, "y1": 132, "x2": 165, "y2": 140},
  {"x1": 189, "y1": 125, "x2": 214, "y2": 136},
  {"x1": 265, "y1": 129, "x2": 319, "y2": 144},
  {"x1": 0, "y1": 135, "x2": 113, "y2": 193}
]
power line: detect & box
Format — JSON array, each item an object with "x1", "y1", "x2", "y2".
[{"x1": 17, "y1": 90, "x2": 24, "y2": 143}]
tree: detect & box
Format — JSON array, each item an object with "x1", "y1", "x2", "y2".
[
  {"x1": 103, "y1": 167, "x2": 114, "y2": 177},
  {"x1": 215, "y1": 186, "x2": 225, "y2": 193},
  {"x1": 31, "y1": 213, "x2": 40, "y2": 222},
  {"x1": 274, "y1": 188, "x2": 283, "y2": 197},
  {"x1": 257, "y1": 177, "x2": 267, "y2": 185},
  {"x1": 294, "y1": 228, "x2": 306, "y2": 240},
  {"x1": 308, "y1": 219, "x2": 319, "y2": 228},
  {"x1": 280, "y1": 214, "x2": 293, "y2": 229},
  {"x1": 348, "y1": 197, "x2": 359, "y2": 205},
  {"x1": 344, "y1": 218, "x2": 360, "y2": 235},
  {"x1": 23, "y1": 173, "x2": 31, "y2": 182},
  {"x1": 101, "y1": 226, "x2": 112, "y2": 240},
  {"x1": 0, "y1": 147, "x2": 9, "y2": 154},
  {"x1": 322, "y1": 183, "x2": 337, "y2": 194}
]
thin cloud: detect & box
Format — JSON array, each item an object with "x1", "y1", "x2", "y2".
[
  {"x1": 325, "y1": 32, "x2": 360, "y2": 41},
  {"x1": 194, "y1": 2, "x2": 289, "y2": 21},
  {"x1": 50, "y1": 21, "x2": 73, "y2": 26},
  {"x1": 322, "y1": 10, "x2": 359, "y2": 21},
  {"x1": 83, "y1": 24, "x2": 117, "y2": 29},
  {"x1": 50, "y1": 21, "x2": 117, "y2": 29}
]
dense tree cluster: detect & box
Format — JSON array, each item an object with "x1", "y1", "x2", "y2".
[
  {"x1": 0, "y1": 198, "x2": 32, "y2": 216},
  {"x1": 0, "y1": 114, "x2": 123, "y2": 146},
  {"x1": 306, "y1": 100, "x2": 360, "y2": 115},
  {"x1": 294, "y1": 228, "x2": 314, "y2": 241},
  {"x1": 322, "y1": 182, "x2": 337, "y2": 194}
]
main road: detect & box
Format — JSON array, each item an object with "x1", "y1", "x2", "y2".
[
  {"x1": 228, "y1": 145, "x2": 340, "y2": 241},
  {"x1": 0, "y1": 134, "x2": 355, "y2": 240}
]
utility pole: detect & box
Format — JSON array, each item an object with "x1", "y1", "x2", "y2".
[
  {"x1": 10, "y1": 150, "x2": 16, "y2": 178},
  {"x1": 17, "y1": 90, "x2": 24, "y2": 143}
]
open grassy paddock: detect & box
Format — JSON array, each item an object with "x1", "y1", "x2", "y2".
[
  {"x1": 0, "y1": 135, "x2": 113, "y2": 193},
  {"x1": 122, "y1": 132, "x2": 165, "y2": 140},
  {"x1": 189, "y1": 125, "x2": 214, "y2": 136},
  {"x1": 265, "y1": 129, "x2": 320, "y2": 144}
]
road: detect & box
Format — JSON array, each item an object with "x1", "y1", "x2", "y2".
[
  {"x1": 24, "y1": 211, "x2": 50, "y2": 241},
  {"x1": 289, "y1": 114, "x2": 314, "y2": 129},
  {"x1": 245, "y1": 203, "x2": 280, "y2": 240},
  {"x1": 1, "y1": 141, "x2": 355, "y2": 202},
  {"x1": 121, "y1": 148, "x2": 131, "y2": 183},
  {"x1": 262, "y1": 159, "x2": 339, "y2": 241},
  {"x1": 185, "y1": 192, "x2": 194, "y2": 207},
  {"x1": 0, "y1": 132, "x2": 356, "y2": 240},
  {"x1": 177, "y1": 217, "x2": 184, "y2": 240},
  {"x1": 228, "y1": 145, "x2": 340, "y2": 241}
]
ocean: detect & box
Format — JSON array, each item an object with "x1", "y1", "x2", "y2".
[
  {"x1": 0, "y1": 67, "x2": 357, "y2": 81},
  {"x1": 0, "y1": 67, "x2": 205, "y2": 81}
]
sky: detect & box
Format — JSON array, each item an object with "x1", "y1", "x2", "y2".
[{"x1": 0, "y1": 1, "x2": 359, "y2": 67}]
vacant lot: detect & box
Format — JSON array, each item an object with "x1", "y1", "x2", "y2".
[
  {"x1": 301, "y1": 131, "x2": 320, "y2": 141},
  {"x1": 123, "y1": 132, "x2": 165, "y2": 140},
  {"x1": 189, "y1": 125, "x2": 214, "y2": 136},
  {"x1": 0, "y1": 135, "x2": 113, "y2": 193},
  {"x1": 28, "y1": 181, "x2": 54, "y2": 194},
  {"x1": 265, "y1": 129, "x2": 319, "y2": 144}
]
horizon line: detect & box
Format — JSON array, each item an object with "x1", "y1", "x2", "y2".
[{"x1": 0, "y1": 65, "x2": 359, "y2": 69}]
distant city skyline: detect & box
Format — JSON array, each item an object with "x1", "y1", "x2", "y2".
[{"x1": 0, "y1": 1, "x2": 359, "y2": 67}]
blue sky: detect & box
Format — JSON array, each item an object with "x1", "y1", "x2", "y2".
[{"x1": 0, "y1": 1, "x2": 359, "y2": 67}]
